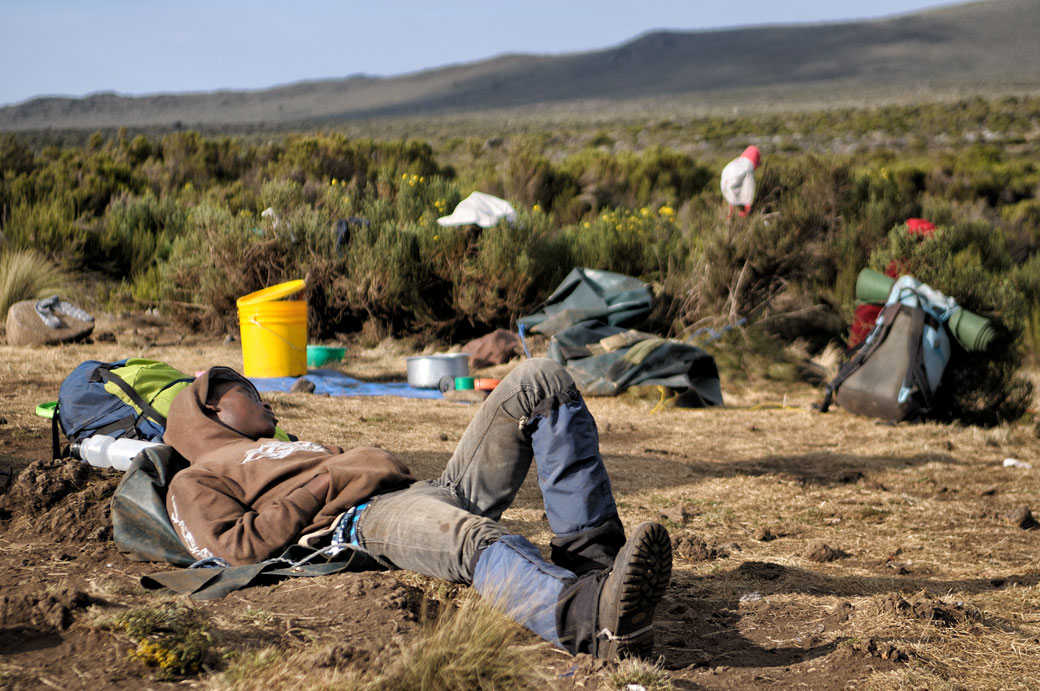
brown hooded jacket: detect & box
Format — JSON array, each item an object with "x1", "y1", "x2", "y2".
[{"x1": 163, "y1": 367, "x2": 415, "y2": 565}]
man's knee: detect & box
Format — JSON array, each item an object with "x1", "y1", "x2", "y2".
[
  {"x1": 507, "y1": 358, "x2": 575, "y2": 394},
  {"x1": 460, "y1": 516, "x2": 508, "y2": 583}
]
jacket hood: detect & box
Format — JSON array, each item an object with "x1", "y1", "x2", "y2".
[
  {"x1": 740, "y1": 145, "x2": 761, "y2": 169},
  {"x1": 164, "y1": 366, "x2": 266, "y2": 462}
]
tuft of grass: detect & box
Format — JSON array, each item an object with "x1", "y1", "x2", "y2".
[
  {"x1": 102, "y1": 602, "x2": 213, "y2": 680},
  {"x1": 240, "y1": 606, "x2": 275, "y2": 627},
  {"x1": 371, "y1": 593, "x2": 544, "y2": 691},
  {"x1": 210, "y1": 594, "x2": 542, "y2": 691},
  {"x1": 607, "y1": 657, "x2": 674, "y2": 690},
  {"x1": 0, "y1": 248, "x2": 67, "y2": 318},
  {"x1": 211, "y1": 646, "x2": 366, "y2": 691}
]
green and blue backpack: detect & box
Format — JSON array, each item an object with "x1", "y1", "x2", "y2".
[{"x1": 52, "y1": 358, "x2": 194, "y2": 460}]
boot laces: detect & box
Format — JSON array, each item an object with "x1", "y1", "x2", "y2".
[{"x1": 597, "y1": 624, "x2": 652, "y2": 642}]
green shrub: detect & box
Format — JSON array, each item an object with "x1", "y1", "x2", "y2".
[
  {"x1": 3, "y1": 194, "x2": 81, "y2": 263},
  {"x1": 564, "y1": 205, "x2": 682, "y2": 281},
  {"x1": 107, "y1": 602, "x2": 212, "y2": 680},
  {"x1": 438, "y1": 212, "x2": 572, "y2": 331},
  {"x1": 95, "y1": 193, "x2": 184, "y2": 278}
]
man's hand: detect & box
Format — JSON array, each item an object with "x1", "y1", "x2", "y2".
[{"x1": 304, "y1": 473, "x2": 331, "y2": 501}]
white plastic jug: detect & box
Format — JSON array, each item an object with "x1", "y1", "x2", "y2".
[{"x1": 71, "y1": 435, "x2": 160, "y2": 472}]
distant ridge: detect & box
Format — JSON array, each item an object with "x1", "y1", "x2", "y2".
[{"x1": 2, "y1": 0, "x2": 1038, "y2": 131}]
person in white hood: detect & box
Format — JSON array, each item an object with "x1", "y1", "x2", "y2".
[{"x1": 720, "y1": 145, "x2": 761, "y2": 217}]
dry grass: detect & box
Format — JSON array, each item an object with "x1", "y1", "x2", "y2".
[
  {"x1": 607, "y1": 657, "x2": 674, "y2": 690},
  {"x1": 207, "y1": 594, "x2": 543, "y2": 691},
  {"x1": 371, "y1": 594, "x2": 545, "y2": 690},
  {"x1": 0, "y1": 248, "x2": 66, "y2": 318},
  {"x1": 209, "y1": 646, "x2": 367, "y2": 690}
]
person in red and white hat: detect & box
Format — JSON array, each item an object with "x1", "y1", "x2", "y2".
[{"x1": 720, "y1": 145, "x2": 761, "y2": 217}]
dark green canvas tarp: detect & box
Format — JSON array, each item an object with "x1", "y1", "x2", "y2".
[
  {"x1": 547, "y1": 320, "x2": 723, "y2": 406},
  {"x1": 518, "y1": 267, "x2": 654, "y2": 336}
]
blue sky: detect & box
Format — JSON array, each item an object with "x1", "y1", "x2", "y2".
[{"x1": 1, "y1": 0, "x2": 967, "y2": 106}]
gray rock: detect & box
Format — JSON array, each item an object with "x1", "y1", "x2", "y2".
[{"x1": 6, "y1": 300, "x2": 93, "y2": 346}]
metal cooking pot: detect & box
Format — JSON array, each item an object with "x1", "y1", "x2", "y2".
[{"x1": 406, "y1": 353, "x2": 470, "y2": 389}]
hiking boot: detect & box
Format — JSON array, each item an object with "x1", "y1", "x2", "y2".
[
  {"x1": 593, "y1": 521, "x2": 672, "y2": 660},
  {"x1": 550, "y1": 514, "x2": 626, "y2": 576}
]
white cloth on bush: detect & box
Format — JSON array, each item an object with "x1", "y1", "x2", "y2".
[{"x1": 437, "y1": 192, "x2": 517, "y2": 228}]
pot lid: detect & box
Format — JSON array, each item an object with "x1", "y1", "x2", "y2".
[{"x1": 406, "y1": 353, "x2": 469, "y2": 361}]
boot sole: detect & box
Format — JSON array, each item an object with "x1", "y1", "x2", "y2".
[{"x1": 598, "y1": 521, "x2": 672, "y2": 660}]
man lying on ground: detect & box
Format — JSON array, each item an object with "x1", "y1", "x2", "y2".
[{"x1": 163, "y1": 358, "x2": 672, "y2": 660}]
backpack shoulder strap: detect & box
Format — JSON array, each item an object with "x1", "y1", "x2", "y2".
[
  {"x1": 111, "y1": 444, "x2": 195, "y2": 565},
  {"x1": 51, "y1": 409, "x2": 63, "y2": 460},
  {"x1": 139, "y1": 548, "x2": 381, "y2": 600}
]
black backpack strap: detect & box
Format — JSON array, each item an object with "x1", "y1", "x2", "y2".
[
  {"x1": 819, "y1": 303, "x2": 903, "y2": 413},
  {"x1": 140, "y1": 548, "x2": 380, "y2": 600},
  {"x1": 112, "y1": 444, "x2": 195, "y2": 565},
  {"x1": 51, "y1": 408, "x2": 63, "y2": 460},
  {"x1": 93, "y1": 365, "x2": 189, "y2": 429},
  {"x1": 96, "y1": 415, "x2": 148, "y2": 439}
]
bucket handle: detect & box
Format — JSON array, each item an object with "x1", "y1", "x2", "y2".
[{"x1": 249, "y1": 316, "x2": 307, "y2": 353}]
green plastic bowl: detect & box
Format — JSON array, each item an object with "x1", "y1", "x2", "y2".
[
  {"x1": 307, "y1": 345, "x2": 345, "y2": 368},
  {"x1": 35, "y1": 400, "x2": 58, "y2": 419}
]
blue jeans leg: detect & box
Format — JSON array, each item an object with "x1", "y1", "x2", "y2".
[
  {"x1": 440, "y1": 358, "x2": 623, "y2": 573},
  {"x1": 472, "y1": 534, "x2": 575, "y2": 649},
  {"x1": 527, "y1": 392, "x2": 624, "y2": 573}
]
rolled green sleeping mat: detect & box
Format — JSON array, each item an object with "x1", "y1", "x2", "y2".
[
  {"x1": 854, "y1": 268, "x2": 995, "y2": 352},
  {"x1": 947, "y1": 306, "x2": 996, "y2": 353},
  {"x1": 855, "y1": 268, "x2": 896, "y2": 304}
]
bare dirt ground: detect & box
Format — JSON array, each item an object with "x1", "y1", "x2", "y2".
[{"x1": 2, "y1": 313, "x2": 1040, "y2": 690}]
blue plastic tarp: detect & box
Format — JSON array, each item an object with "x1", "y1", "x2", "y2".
[{"x1": 250, "y1": 369, "x2": 443, "y2": 399}]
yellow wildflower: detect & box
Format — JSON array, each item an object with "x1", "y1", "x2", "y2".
[{"x1": 659, "y1": 205, "x2": 674, "y2": 216}]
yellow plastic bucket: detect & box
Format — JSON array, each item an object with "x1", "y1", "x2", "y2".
[{"x1": 237, "y1": 280, "x2": 307, "y2": 378}]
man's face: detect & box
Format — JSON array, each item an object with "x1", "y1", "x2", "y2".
[{"x1": 207, "y1": 382, "x2": 278, "y2": 439}]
